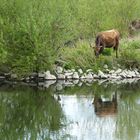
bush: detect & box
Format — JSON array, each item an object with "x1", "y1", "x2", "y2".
[{"x1": 0, "y1": 0, "x2": 140, "y2": 76}]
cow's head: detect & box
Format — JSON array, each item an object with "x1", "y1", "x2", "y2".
[
  {"x1": 94, "y1": 46, "x2": 101, "y2": 57},
  {"x1": 90, "y1": 43, "x2": 100, "y2": 57}
]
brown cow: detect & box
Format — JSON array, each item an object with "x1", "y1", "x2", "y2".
[
  {"x1": 93, "y1": 29, "x2": 120, "y2": 58},
  {"x1": 93, "y1": 93, "x2": 118, "y2": 117}
]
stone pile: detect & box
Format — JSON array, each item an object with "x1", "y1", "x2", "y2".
[{"x1": 36, "y1": 66, "x2": 140, "y2": 81}]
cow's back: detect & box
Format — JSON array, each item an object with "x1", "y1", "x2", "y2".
[{"x1": 97, "y1": 29, "x2": 119, "y2": 47}]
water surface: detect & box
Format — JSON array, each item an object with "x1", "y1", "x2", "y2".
[{"x1": 0, "y1": 80, "x2": 140, "y2": 140}]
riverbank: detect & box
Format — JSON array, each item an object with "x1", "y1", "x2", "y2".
[{"x1": 1, "y1": 65, "x2": 140, "y2": 87}]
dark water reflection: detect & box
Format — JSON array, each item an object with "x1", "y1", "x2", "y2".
[{"x1": 0, "y1": 81, "x2": 140, "y2": 140}]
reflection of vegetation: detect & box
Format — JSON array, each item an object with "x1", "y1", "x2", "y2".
[
  {"x1": 1, "y1": 81, "x2": 140, "y2": 139},
  {"x1": 0, "y1": 85, "x2": 66, "y2": 140},
  {"x1": 57, "y1": 81, "x2": 140, "y2": 140},
  {"x1": 115, "y1": 82, "x2": 140, "y2": 140}
]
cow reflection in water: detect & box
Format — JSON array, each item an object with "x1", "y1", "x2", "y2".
[{"x1": 93, "y1": 92, "x2": 117, "y2": 117}]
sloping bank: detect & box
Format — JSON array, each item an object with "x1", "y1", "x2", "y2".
[{"x1": 1, "y1": 66, "x2": 140, "y2": 82}]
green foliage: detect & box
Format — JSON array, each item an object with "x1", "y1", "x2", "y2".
[
  {"x1": 60, "y1": 39, "x2": 140, "y2": 71},
  {"x1": 118, "y1": 40, "x2": 140, "y2": 69},
  {"x1": 0, "y1": 0, "x2": 140, "y2": 76},
  {"x1": 60, "y1": 41, "x2": 96, "y2": 70}
]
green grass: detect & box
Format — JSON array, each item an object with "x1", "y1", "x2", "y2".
[
  {"x1": 0, "y1": 0, "x2": 140, "y2": 76},
  {"x1": 60, "y1": 39, "x2": 140, "y2": 71}
]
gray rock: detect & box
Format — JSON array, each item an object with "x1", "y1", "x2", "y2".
[
  {"x1": 98, "y1": 70, "x2": 108, "y2": 79},
  {"x1": 65, "y1": 72, "x2": 73, "y2": 77},
  {"x1": 109, "y1": 70, "x2": 115, "y2": 74},
  {"x1": 0, "y1": 76, "x2": 5, "y2": 80},
  {"x1": 128, "y1": 70, "x2": 136, "y2": 78},
  {"x1": 66, "y1": 75, "x2": 73, "y2": 79},
  {"x1": 43, "y1": 80, "x2": 56, "y2": 88},
  {"x1": 115, "y1": 69, "x2": 122, "y2": 74},
  {"x1": 44, "y1": 71, "x2": 56, "y2": 80},
  {"x1": 64, "y1": 81, "x2": 74, "y2": 87},
  {"x1": 109, "y1": 75, "x2": 122, "y2": 79},
  {"x1": 98, "y1": 70, "x2": 104, "y2": 75},
  {"x1": 73, "y1": 79, "x2": 79, "y2": 84},
  {"x1": 78, "y1": 82, "x2": 83, "y2": 87},
  {"x1": 134, "y1": 69, "x2": 139, "y2": 75},
  {"x1": 86, "y1": 69, "x2": 93, "y2": 73},
  {"x1": 56, "y1": 66, "x2": 63, "y2": 74},
  {"x1": 80, "y1": 75, "x2": 86, "y2": 79},
  {"x1": 126, "y1": 75, "x2": 132, "y2": 78},
  {"x1": 93, "y1": 74, "x2": 99, "y2": 79},
  {"x1": 56, "y1": 83, "x2": 63, "y2": 91},
  {"x1": 71, "y1": 69, "x2": 75, "y2": 72},
  {"x1": 119, "y1": 71, "x2": 127, "y2": 78},
  {"x1": 72, "y1": 72, "x2": 79, "y2": 79},
  {"x1": 78, "y1": 69, "x2": 83, "y2": 74},
  {"x1": 64, "y1": 69, "x2": 72, "y2": 73},
  {"x1": 38, "y1": 82, "x2": 44, "y2": 87},
  {"x1": 57, "y1": 80, "x2": 65, "y2": 85},
  {"x1": 85, "y1": 73, "x2": 93, "y2": 79},
  {"x1": 57, "y1": 74, "x2": 65, "y2": 80},
  {"x1": 85, "y1": 78, "x2": 93, "y2": 83},
  {"x1": 11, "y1": 74, "x2": 17, "y2": 79},
  {"x1": 103, "y1": 64, "x2": 108, "y2": 69},
  {"x1": 38, "y1": 73, "x2": 45, "y2": 78},
  {"x1": 105, "y1": 69, "x2": 110, "y2": 73}
]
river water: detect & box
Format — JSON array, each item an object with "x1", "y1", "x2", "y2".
[{"x1": 0, "y1": 79, "x2": 140, "y2": 140}]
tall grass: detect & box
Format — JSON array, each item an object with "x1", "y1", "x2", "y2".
[
  {"x1": 60, "y1": 39, "x2": 140, "y2": 71},
  {"x1": 0, "y1": 0, "x2": 140, "y2": 75}
]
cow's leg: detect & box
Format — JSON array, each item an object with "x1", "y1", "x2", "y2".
[{"x1": 113, "y1": 38, "x2": 119, "y2": 58}]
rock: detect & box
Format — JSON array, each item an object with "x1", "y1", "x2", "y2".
[
  {"x1": 78, "y1": 69, "x2": 83, "y2": 74},
  {"x1": 105, "y1": 69, "x2": 110, "y2": 73},
  {"x1": 56, "y1": 83, "x2": 63, "y2": 91},
  {"x1": 134, "y1": 69, "x2": 139, "y2": 75},
  {"x1": 43, "y1": 80, "x2": 56, "y2": 88},
  {"x1": 65, "y1": 72, "x2": 73, "y2": 77},
  {"x1": 38, "y1": 82, "x2": 44, "y2": 87},
  {"x1": 103, "y1": 64, "x2": 108, "y2": 69},
  {"x1": 98, "y1": 70, "x2": 104, "y2": 75},
  {"x1": 85, "y1": 73, "x2": 93, "y2": 79},
  {"x1": 128, "y1": 70, "x2": 136, "y2": 78},
  {"x1": 98, "y1": 79, "x2": 108, "y2": 85},
  {"x1": 126, "y1": 75, "x2": 132, "y2": 78},
  {"x1": 44, "y1": 71, "x2": 56, "y2": 80},
  {"x1": 109, "y1": 75, "x2": 122, "y2": 79},
  {"x1": 38, "y1": 72, "x2": 45, "y2": 79},
  {"x1": 115, "y1": 69, "x2": 122, "y2": 74},
  {"x1": 80, "y1": 75, "x2": 86, "y2": 79},
  {"x1": 64, "y1": 69, "x2": 73, "y2": 73},
  {"x1": 11, "y1": 74, "x2": 17, "y2": 79},
  {"x1": 109, "y1": 70, "x2": 115, "y2": 74},
  {"x1": 93, "y1": 74, "x2": 99, "y2": 79},
  {"x1": 56, "y1": 66, "x2": 63, "y2": 74},
  {"x1": 78, "y1": 82, "x2": 83, "y2": 87},
  {"x1": 98, "y1": 70, "x2": 108, "y2": 79},
  {"x1": 66, "y1": 75, "x2": 73, "y2": 79},
  {"x1": 85, "y1": 78, "x2": 93, "y2": 84},
  {"x1": 73, "y1": 79, "x2": 79, "y2": 84},
  {"x1": 0, "y1": 76, "x2": 5, "y2": 81},
  {"x1": 64, "y1": 81, "x2": 74, "y2": 87},
  {"x1": 117, "y1": 64, "x2": 121, "y2": 68},
  {"x1": 86, "y1": 69, "x2": 93, "y2": 73},
  {"x1": 72, "y1": 72, "x2": 79, "y2": 79},
  {"x1": 57, "y1": 74, "x2": 65, "y2": 80},
  {"x1": 71, "y1": 69, "x2": 75, "y2": 72},
  {"x1": 119, "y1": 71, "x2": 127, "y2": 78}
]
